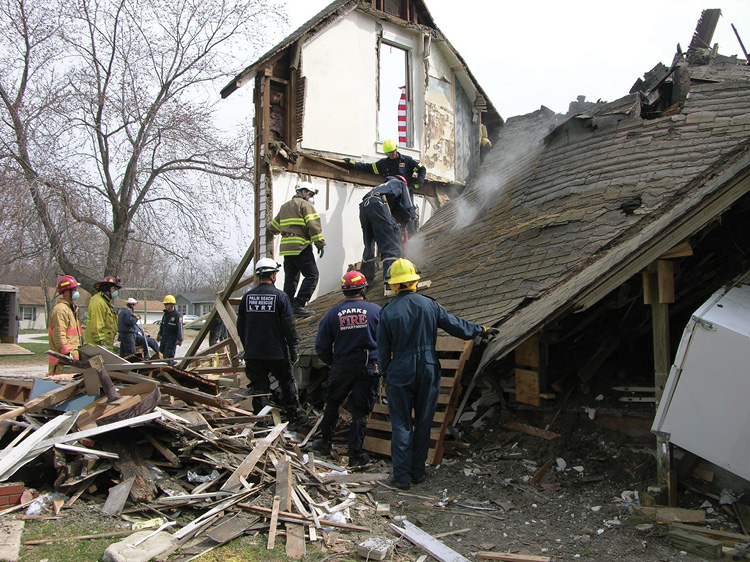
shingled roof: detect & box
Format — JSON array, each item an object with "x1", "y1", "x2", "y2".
[{"x1": 297, "y1": 54, "x2": 750, "y2": 370}]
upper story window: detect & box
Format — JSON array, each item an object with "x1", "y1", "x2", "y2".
[{"x1": 379, "y1": 42, "x2": 410, "y2": 147}]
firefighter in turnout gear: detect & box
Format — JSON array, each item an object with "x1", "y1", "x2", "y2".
[
  {"x1": 267, "y1": 181, "x2": 326, "y2": 318},
  {"x1": 84, "y1": 275, "x2": 121, "y2": 350},
  {"x1": 157, "y1": 295, "x2": 183, "y2": 364},
  {"x1": 48, "y1": 275, "x2": 83, "y2": 375},
  {"x1": 377, "y1": 259, "x2": 499, "y2": 489},
  {"x1": 359, "y1": 175, "x2": 416, "y2": 285},
  {"x1": 237, "y1": 258, "x2": 309, "y2": 426},
  {"x1": 311, "y1": 270, "x2": 381, "y2": 466}
]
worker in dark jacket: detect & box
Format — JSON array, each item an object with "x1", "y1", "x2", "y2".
[
  {"x1": 345, "y1": 139, "x2": 426, "y2": 190},
  {"x1": 377, "y1": 259, "x2": 498, "y2": 490},
  {"x1": 311, "y1": 270, "x2": 381, "y2": 466},
  {"x1": 157, "y1": 294, "x2": 183, "y2": 364},
  {"x1": 237, "y1": 258, "x2": 308, "y2": 426},
  {"x1": 346, "y1": 139, "x2": 425, "y2": 237},
  {"x1": 359, "y1": 175, "x2": 416, "y2": 285},
  {"x1": 117, "y1": 297, "x2": 140, "y2": 357}
]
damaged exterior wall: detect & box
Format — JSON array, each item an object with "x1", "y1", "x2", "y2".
[{"x1": 233, "y1": 1, "x2": 499, "y2": 296}]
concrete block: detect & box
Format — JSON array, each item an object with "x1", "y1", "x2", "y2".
[
  {"x1": 102, "y1": 530, "x2": 178, "y2": 562},
  {"x1": 356, "y1": 536, "x2": 393, "y2": 561}
]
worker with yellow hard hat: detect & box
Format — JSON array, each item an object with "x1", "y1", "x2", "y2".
[
  {"x1": 377, "y1": 259, "x2": 499, "y2": 490},
  {"x1": 157, "y1": 294, "x2": 183, "y2": 364}
]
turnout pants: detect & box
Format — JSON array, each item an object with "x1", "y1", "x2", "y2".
[
  {"x1": 359, "y1": 197, "x2": 402, "y2": 283},
  {"x1": 319, "y1": 363, "x2": 379, "y2": 453},
  {"x1": 245, "y1": 358, "x2": 300, "y2": 415},
  {"x1": 283, "y1": 245, "x2": 319, "y2": 306}
]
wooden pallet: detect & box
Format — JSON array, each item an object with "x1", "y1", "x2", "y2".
[{"x1": 363, "y1": 335, "x2": 474, "y2": 465}]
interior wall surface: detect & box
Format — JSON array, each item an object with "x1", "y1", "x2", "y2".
[{"x1": 267, "y1": 170, "x2": 434, "y2": 298}]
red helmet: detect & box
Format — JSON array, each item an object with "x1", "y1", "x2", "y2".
[
  {"x1": 341, "y1": 270, "x2": 368, "y2": 291},
  {"x1": 56, "y1": 275, "x2": 79, "y2": 293},
  {"x1": 94, "y1": 275, "x2": 122, "y2": 290}
]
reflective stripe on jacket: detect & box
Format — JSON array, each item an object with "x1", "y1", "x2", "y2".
[
  {"x1": 48, "y1": 300, "x2": 81, "y2": 373},
  {"x1": 268, "y1": 194, "x2": 325, "y2": 256}
]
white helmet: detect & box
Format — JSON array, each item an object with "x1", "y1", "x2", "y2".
[
  {"x1": 295, "y1": 181, "x2": 318, "y2": 195},
  {"x1": 126, "y1": 297, "x2": 138, "y2": 305},
  {"x1": 255, "y1": 257, "x2": 281, "y2": 275}
]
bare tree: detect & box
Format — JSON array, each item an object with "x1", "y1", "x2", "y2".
[{"x1": 0, "y1": 0, "x2": 284, "y2": 293}]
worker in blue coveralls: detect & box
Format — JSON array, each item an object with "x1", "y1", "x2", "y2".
[
  {"x1": 377, "y1": 259, "x2": 499, "y2": 490},
  {"x1": 117, "y1": 298, "x2": 140, "y2": 357},
  {"x1": 157, "y1": 294, "x2": 183, "y2": 365},
  {"x1": 310, "y1": 270, "x2": 381, "y2": 467},
  {"x1": 345, "y1": 139, "x2": 425, "y2": 237},
  {"x1": 359, "y1": 175, "x2": 416, "y2": 287},
  {"x1": 237, "y1": 258, "x2": 309, "y2": 427}
]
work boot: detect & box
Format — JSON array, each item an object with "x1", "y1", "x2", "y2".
[
  {"x1": 293, "y1": 305, "x2": 314, "y2": 318},
  {"x1": 411, "y1": 472, "x2": 427, "y2": 485},
  {"x1": 310, "y1": 438, "x2": 332, "y2": 456},
  {"x1": 385, "y1": 474, "x2": 410, "y2": 490},
  {"x1": 286, "y1": 408, "x2": 310, "y2": 427},
  {"x1": 348, "y1": 451, "x2": 370, "y2": 467}
]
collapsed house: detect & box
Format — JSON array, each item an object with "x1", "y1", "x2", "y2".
[
  {"x1": 220, "y1": 0, "x2": 502, "y2": 298},
  {"x1": 281, "y1": 11, "x2": 750, "y2": 486}
]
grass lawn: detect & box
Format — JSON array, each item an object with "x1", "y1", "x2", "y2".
[{"x1": 0, "y1": 342, "x2": 48, "y2": 365}]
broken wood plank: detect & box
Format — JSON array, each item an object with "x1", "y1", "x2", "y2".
[
  {"x1": 0, "y1": 380, "x2": 84, "y2": 422},
  {"x1": 267, "y1": 495, "x2": 281, "y2": 550},
  {"x1": 391, "y1": 520, "x2": 470, "y2": 562},
  {"x1": 668, "y1": 528, "x2": 722, "y2": 559},
  {"x1": 222, "y1": 423, "x2": 288, "y2": 492},
  {"x1": 503, "y1": 422, "x2": 560, "y2": 441},
  {"x1": 630, "y1": 505, "x2": 705, "y2": 524},
  {"x1": 319, "y1": 472, "x2": 388, "y2": 485},
  {"x1": 239, "y1": 504, "x2": 369, "y2": 532},
  {"x1": 529, "y1": 458, "x2": 554, "y2": 486},
  {"x1": 101, "y1": 477, "x2": 135, "y2": 516},
  {"x1": 207, "y1": 516, "x2": 252, "y2": 544},
  {"x1": 476, "y1": 553, "x2": 551, "y2": 561}
]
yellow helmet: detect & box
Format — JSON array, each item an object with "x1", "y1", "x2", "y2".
[
  {"x1": 387, "y1": 258, "x2": 420, "y2": 284},
  {"x1": 162, "y1": 294, "x2": 176, "y2": 304},
  {"x1": 382, "y1": 139, "x2": 398, "y2": 153}
]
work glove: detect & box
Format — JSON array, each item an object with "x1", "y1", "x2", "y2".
[
  {"x1": 317, "y1": 246, "x2": 325, "y2": 258},
  {"x1": 344, "y1": 157, "x2": 356, "y2": 167},
  {"x1": 156, "y1": 335, "x2": 161, "y2": 343},
  {"x1": 177, "y1": 341, "x2": 182, "y2": 346},
  {"x1": 481, "y1": 326, "x2": 500, "y2": 340},
  {"x1": 290, "y1": 345, "x2": 300, "y2": 366}
]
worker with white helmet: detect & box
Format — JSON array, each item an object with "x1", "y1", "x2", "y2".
[
  {"x1": 237, "y1": 258, "x2": 309, "y2": 427},
  {"x1": 117, "y1": 297, "x2": 140, "y2": 358},
  {"x1": 377, "y1": 259, "x2": 499, "y2": 490},
  {"x1": 267, "y1": 180, "x2": 326, "y2": 318}
]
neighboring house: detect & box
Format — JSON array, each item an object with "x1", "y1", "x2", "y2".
[
  {"x1": 222, "y1": 0, "x2": 502, "y2": 297},
  {"x1": 16, "y1": 286, "x2": 56, "y2": 331},
  {"x1": 175, "y1": 294, "x2": 216, "y2": 317}
]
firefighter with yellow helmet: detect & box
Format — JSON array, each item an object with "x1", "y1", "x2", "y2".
[
  {"x1": 377, "y1": 259, "x2": 498, "y2": 489},
  {"x1": 344, "y1": 139, "x2": 426, "y2": 191}
]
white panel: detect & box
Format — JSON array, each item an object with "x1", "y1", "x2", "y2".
[{"x1": 656, "y1": 283, "x2": 750, "y2": 481}]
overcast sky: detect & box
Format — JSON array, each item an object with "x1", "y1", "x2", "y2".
[{"x1": 278, "y1": 0, "x2": 750, "y2": 119}]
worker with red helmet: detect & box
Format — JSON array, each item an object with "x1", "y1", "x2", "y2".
[
  {"x1": 48, "y1": 275, "x2": 83, "y2": 375},
  {"x1": 311, "y1": 270, "x2": 382, "y2": 466},
  {"x1": 84, "y1": 275, "x2": 122, "y2": 350}
]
